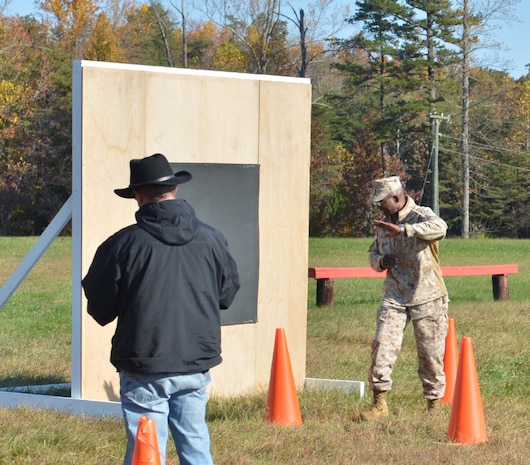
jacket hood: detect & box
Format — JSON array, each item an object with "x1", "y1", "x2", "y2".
[{"x1": 135, "y1": 199, "x2": 198, "y2": 245}]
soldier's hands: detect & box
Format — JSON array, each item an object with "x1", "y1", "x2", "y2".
[
  {"x1": 373, "y1": 219, "x2": 400, "y2": 237},
  {"x1": 382, "y1": 254, "x2": 398, "y2": 269}
]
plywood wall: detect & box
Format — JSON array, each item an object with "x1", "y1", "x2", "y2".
[{"x1": 73, "y1": 61, "x2": 311, "y2": 400}]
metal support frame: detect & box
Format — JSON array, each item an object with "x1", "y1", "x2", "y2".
[{"x1": 0, "y1": 196, "x2": 73, "y2": 309}]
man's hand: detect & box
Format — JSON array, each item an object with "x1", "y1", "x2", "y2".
[
  {"x1": 381, "y1": 253, "x2": 399, "y2": 269},
  {"x1": 373, "y1": 219, "x2": 400, "y2": 237}
]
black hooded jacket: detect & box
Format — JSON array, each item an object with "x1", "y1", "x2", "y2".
[{"x1": 82, "y1": 199, "x2": 240, "y2": 374}]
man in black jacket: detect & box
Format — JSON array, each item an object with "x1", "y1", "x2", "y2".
[{"x1": 82, "y1": 153, "x2": 240, "y2": 465}]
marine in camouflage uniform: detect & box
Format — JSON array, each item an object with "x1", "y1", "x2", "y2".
[{"x1": 361, "y1": 176, "x2": 449, "y2": 420}]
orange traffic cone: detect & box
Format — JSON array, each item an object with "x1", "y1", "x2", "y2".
[
  {"x1": 132, "y1": 416, "x2": 162, "y2": 465},
  {"x1": 442, "y1": 318, "x2": 458, "y2": 405},
  {"x1": 265, "y1": 328, "x2": 303, "y2": 427},
  {"x1": 447, "y1": 336, "x2": 488, "y2": 444}
]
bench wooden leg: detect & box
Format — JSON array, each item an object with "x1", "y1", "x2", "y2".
[
  {"x1": 316, "y1": 278, "x2": 334, "y2": 307},
  {"x1": 492, "y1": 275, "x2": 509, "y2": 301}
]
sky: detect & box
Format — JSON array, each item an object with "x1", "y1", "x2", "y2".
[{"x1": 6, "y1": 0, "x2": 530, "y2": 79}]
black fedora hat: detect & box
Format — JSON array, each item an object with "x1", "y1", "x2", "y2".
[{"x1": 114, "y1": 153, "x2": 192, "y2": 198}]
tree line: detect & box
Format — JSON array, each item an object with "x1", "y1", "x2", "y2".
[{"x1": 0, "y1": 0, "x2": 528, "y2": 237}]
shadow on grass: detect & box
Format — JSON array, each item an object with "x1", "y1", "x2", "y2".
[{"x1": 0, "y1": 375, "x2": 71, "y2": 397}]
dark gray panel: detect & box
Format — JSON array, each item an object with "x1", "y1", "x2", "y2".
[{"x1": 171, "y1": 163, "x2": 259, "y2": 325}]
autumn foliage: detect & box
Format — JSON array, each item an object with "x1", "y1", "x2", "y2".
[{"x1": 0, "y1": 0, "x2": 529, "y2": 237}]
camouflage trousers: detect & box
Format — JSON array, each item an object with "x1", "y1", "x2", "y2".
[{"x1": 367, "y1": 296, "x2": 449, "y2": 399}]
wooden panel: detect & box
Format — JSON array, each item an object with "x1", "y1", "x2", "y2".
[
  {"x1": 76, "y1": 62, "x2": 311, "y2": 400},
  {"x1": 80, "y1": 66, "x2": 148, "y2": 401},
  {"x1": 253, "y1": 79, "x2": 312, "y2": 389},
  {"x1": 144, "y1": 71, "x2": 260, "y2": 163}
]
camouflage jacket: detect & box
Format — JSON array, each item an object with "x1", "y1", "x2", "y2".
[{"x1": 369, "y1": 196, "x2": 448, "y2": 307}]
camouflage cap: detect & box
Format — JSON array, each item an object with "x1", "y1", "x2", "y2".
[{"x1": 370, "y1": 176, "x2": 403, "y2": 203}]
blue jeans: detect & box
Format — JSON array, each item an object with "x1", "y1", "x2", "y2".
[{"x1": 119, "y1": 370, "x2": 213, "y2": 465}]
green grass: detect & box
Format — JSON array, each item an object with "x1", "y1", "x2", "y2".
[
  {"x1": 0, "y1": 237, "x2": 529, "y2": 464},
  {"x1": 0, "y1": 237, "x2": 71, "y2": 388}
]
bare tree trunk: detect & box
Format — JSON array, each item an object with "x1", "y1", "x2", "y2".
[
  {"x1": 379, "y1": 47, "x2": 386, "y2": 174},
  {"x1": 181, "y1": 0, "x2": 188, "y2": 68},
  {"x1": 298, "y1": 8, "x2": 307, "y2": 77},
  {"x1": 0, "y1": 0, "x2": 9, "y2": 15},
  {"x1": 426, "y1": 13, "x2": 437, "y2": 207},
  {"x1": 151, "y1": 1, "x2": 174, "y2": 67},
  {"x1": 461, "y1": 0, "x2": 470, "y2": 238},
  {"x1": 169, "y1": 0, "x2": 188, "y2": 67},
  {"x1": 198, "y1": 0, "x2": 281, "y2": 74}
]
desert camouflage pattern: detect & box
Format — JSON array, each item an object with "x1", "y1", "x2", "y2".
[
  {"x1": 368, "y1": 297, "x2": 448, "y2": 398},
  {"x1": 370, "y1": 176, "x2": 402, "y2": 203},
  {"x1": 367, "y1": 196, "x2": 449, "y2": 398},
  {"x1": 369, "y1": 196, "x2": 448, "y2": 308}
]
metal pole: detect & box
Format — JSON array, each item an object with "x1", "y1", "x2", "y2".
[{"x1": 433, "y1": 117, "x2": 440, "y2": 215}]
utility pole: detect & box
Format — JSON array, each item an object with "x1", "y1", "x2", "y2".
[{"x1": 430, "y1": 113, "x2": 450, "y2": 215}]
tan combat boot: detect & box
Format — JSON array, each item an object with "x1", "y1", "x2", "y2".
[
  {"x1": 426, "y1": 398, "x2": 441, "y2": 411},
  {"x1": 360, "y1": 391, "x2": 389, "y2": 421}
]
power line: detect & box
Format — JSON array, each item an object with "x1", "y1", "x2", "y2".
[
  {"x1": 441, "y1": 134, "x2": 530, "y2": 158},
  {"x1": 438, "y1": 146, "x2": 530, "y2": 172},
  {"x1": 468, "y1": 155, "x2": 530, "y2": 172}
]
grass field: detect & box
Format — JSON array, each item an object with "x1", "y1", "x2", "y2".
[{"x1": 0, "y1": 237, "x2": 529, "y2": 464}]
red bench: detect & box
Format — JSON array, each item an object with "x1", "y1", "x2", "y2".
[{"x1": 308, "y1": 264, "x2": 519, "y2": 307}]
